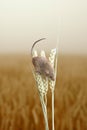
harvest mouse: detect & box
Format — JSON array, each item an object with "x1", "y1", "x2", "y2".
[{"x1": 31, "y1": 38, "x2": 55, "y2": 81}]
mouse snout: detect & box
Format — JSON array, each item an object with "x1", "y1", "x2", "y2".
[
  {"x1": 49, "y1": 75, "x2": 55, "y2": 81},
  {"x1": 49, "y1": 72, "x2": 55, "y2": 81}
]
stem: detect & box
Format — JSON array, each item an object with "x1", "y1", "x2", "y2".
[
  {"x1": 52, "y1": 90, "x2": 55, "y2": 130},
  {"x1": 40, "y1": 94, "x2": 49, "y2": 130}
]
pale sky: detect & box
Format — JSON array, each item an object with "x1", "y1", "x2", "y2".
[{"x1": 0, "y1": 0, "x2": 87, "y2": 54}]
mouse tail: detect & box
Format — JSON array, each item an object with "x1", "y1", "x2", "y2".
[{"x1": 31, "y1": 38, "x2": 46, "y2": 56}]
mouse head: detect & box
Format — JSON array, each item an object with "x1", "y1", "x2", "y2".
[{"x1": 45, "y1": 69, "x2": 55, "y2": 81}]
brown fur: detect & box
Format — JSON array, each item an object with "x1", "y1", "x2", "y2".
[{"x1": 32, "y1": 56, "x2": 55, "y2": 81}]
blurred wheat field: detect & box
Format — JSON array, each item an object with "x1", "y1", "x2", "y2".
[{"x1": 0, "y1": 54, "x2": 87, "y2": 130}]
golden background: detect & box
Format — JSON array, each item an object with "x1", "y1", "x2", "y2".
[{"x1": 0, "y1": 54, "x2": 87, "y2": 130}]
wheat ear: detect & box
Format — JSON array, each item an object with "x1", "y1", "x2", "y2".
[
  {"x1": 33, "y1": 50, "x2": 49, "y2": 130},
  {"x1": 49, "y1": 48, "x2": 57, "y2": 130}
]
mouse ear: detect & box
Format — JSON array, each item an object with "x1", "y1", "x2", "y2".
[{"x1": 45, "y1": 69, "x2": 49, "y2": 75}]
